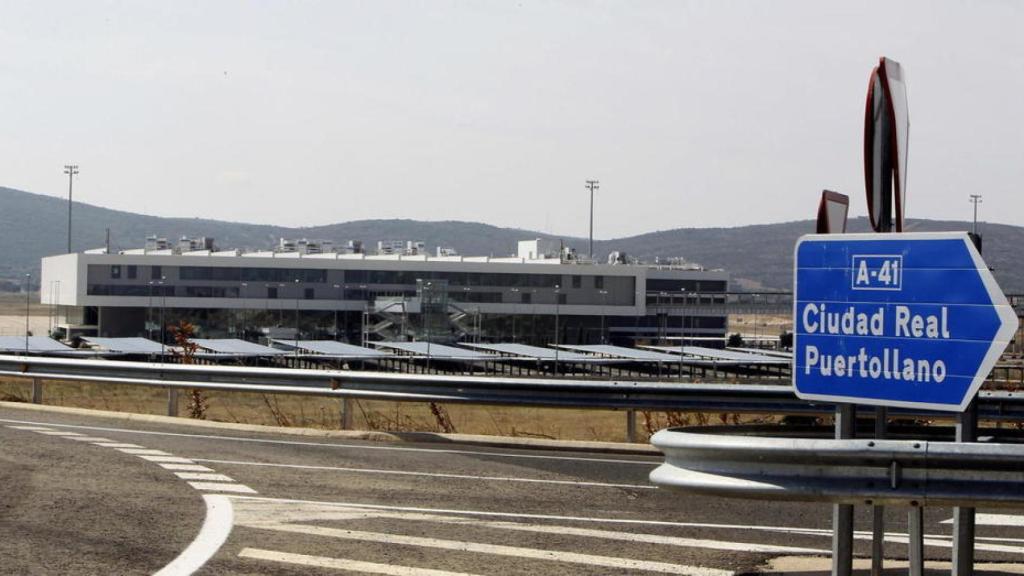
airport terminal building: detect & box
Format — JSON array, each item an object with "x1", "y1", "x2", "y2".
[{"x1": 40, "y1": 238, "x2": 729, "y2": 346}]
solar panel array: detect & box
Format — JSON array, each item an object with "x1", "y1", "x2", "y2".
[
  {"x1": 555, "y1": 344, "x2": 683, "y2": 362},
  {"x1": 462, "y1": 342, "x2": 596, "y2": 362},
  {"x1": 372, "y1": 341, "x2": 495, "y2": 360},
  {"x1": 643, "y1": 345, "x2": 789, "y2": 365},
  {"x1": 191, "y1": 338, "x2": 289, "y2": 356},
  {"x1": 83, "y1": 337, "x2": 168, "y2": 355},
  {"x1": 271, "y1": 340, "x2": 388, "y2": 358},
  {"x1": 0, "y1": 336, "x2": 77, "y2": 354}
]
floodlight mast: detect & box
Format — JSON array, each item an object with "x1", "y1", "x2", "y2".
[
  {"x1": 63, "y1": 165, "x2": 79, "y2": 253},
  {"x1": 586, "y1": 180, "x2": 599, "y2": 260}
]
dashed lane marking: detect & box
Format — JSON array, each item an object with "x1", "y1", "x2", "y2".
[
  {"x1": 93, "y1": 442, "x2": 145, "y2": 448},
  {"x1": 137, "y1": 455, "x2": 197, "y2": 464},
  {"x1": 160, "y1": 463, "x2": 215, "y2": 472},
  {"x1": 69, "y1": 436, "x2": 114, "y2": 442},
  {"x1": 35, "y1": 430, "x2": 84, "y2": 436},
  {"x1": 187, "y1": 482, "x2": 257, "y2": 494},
  {"x1": 239, "y1": 548, "x2": 481, "y2": 576},
  {"x1": 942, "y1": 513, "x2": 1024, "y2": 527},
  {"x1": 192, "y1": 458, "x2": 656, "y2": 490},
  {"x1": 174, "y1": 473, "x2": 235, "y2": 482},
  {"x1": 117, "y1": 448, "x2": 173, "y2": 456}
]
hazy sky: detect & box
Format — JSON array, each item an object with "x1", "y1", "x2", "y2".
[{"x1": 2, "y1": 1, "x2": 1022, "y2": 238}]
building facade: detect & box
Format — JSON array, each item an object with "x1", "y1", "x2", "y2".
[{"x1": 40, "y1": 243, "x2": 729, "y2": 346}]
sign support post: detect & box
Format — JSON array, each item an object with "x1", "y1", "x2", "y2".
[{"x1": 832, "y1": 403, "x2": 855, "y2": 576}]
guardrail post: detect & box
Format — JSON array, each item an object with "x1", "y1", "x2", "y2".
[
  {"x1": 626, "y1": 410, "x2": 637, "y2": 443},
  {"x1": 832, "y1": 403, "x2": 854, "y2": 576},
  {"x1": 341, "y1": 397, "x2": 354, "y2": 430},
  {"x1": 871, "y1": 406, "x2": 887, "y2": 576},
  {"x1": 952, "y1": 400, "x2": 978, "y2": 576},
  {"x1": 167, "y1": 388, "x2": 179, "y2": 417},
  {"x1": 31, "y1": 378, "x2": 43, "y2": 404},
  {"x1": 908, "y1": 506, "x2": 924, "y2": 576}
]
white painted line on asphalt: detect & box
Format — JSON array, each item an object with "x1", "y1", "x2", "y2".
[
  {"x1": 153, "y1": 494, "x2": 235, "y2": 576},
  {"x1": 249, "y1": 522, "x2": 731, "y2": 576},
  {"x1": 188, "y1": 482, "x2": 257, "y2": 494},
  {"x1": 192, "y1": 458, "x2": 655, "y2": 490},
  {"x1": 0, "y1": 418, "x2": 658, "y2": 466},
  {"x1": 239, "y1": 548, "x2": 482, "y2": 576},
  {"x1": 232, "y1": 501, "x2": 828, "y2": 555},
  {"x1": 69, "y1": 436, "x2": 113, "y2": 442},
  {"x1": 231, "y1": 495, "x2": 831, "y2": 535},
  {"x1": 117, "y1": 448, "x2": 173, "y2": 456},
  {"x1": 35, "y1": 430, "x2": 84, "y2": 436},
  {"x1": 138, "y1": 455, "x2": 195, "y2": 464},
  {"x1": 160, "y1": 463, "x2": 215, "y2": 472},
  {"x1": 175, "y1": 473, "x2": 235, "y2": 482},
  {"x1": 93, "y1": 442, "x2": 145, "y2": 448},
  {"x1": 7, "y1": 425, "x2": 56, "y2": 431},
  {"x1": 941, "y1": 513, "x2": 1024, "y2": 527}
]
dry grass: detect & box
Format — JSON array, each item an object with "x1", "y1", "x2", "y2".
[{"x1": 0, "y1": 376, "x2": 739, "y2": 442}]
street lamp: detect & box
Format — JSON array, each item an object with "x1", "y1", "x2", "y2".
[
  {"x1": 333, "y1": 284, "x2": 341, "y2": 341},
  {"x1": 24, "y1": 273, "x2": 31, "y2": 354},
  {"x1": 510, "y1": 287, "x2": 519, "y2": 343},
  {"x1": 599, "y1": 289, "x2": 609, "y2": 344},
  {"x1": 554, "y1": 283, "x2": 561, "y2": 376},
  {"x1": 63, "y1": 164, "x2": 79, "y2": 253}
]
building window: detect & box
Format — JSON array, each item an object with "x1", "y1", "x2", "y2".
[
  {"x1": 127, "y1": 265, "x2": 137, "y2": 279},
  {"x1": 304, "y1": 288, "x2": 315, "y2": 300},
  {"x1": 110, "y1": 265, "x2": 121, "y2": 279},
  {"x1": 267, "y1": 287, "x2": 278, "y2": 299},
  {"x1": 151, "y1": 266, "x2": 162, "y2": 280},
  {"x1": 558, "y1": 293, "x2": 567, "y2": 305},
  {"x1": 594, "y1": 275, "x2": 604, "y2": 289},
  {"x1": 571, "y1": 275, "x2": 581, "y2": 289},
  {"x1": 521, "y1": 292, "x2": 531, "y2": 304}
]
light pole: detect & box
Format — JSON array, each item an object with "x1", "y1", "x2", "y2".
[
  {"x1": 24, "y1": 273, "x2": 31, "y2": 354},
  {"x1": 599, "y1": 289, "x2": 608, "y2": 344},
  {"x1": 679, "y1": 288, "x2": 687, "y2": 377},
  {"x1": 510, "y1": 287, "x2": 519, "y2": 343},
  {"x1": 55, "y1": 280, "x2": 61, "y2": 337},
  {"x1": 159, "y1": 277, "x2": 166, "y2": 361},
  {"x1": 424, "y1": 282, "x2": 433, "y2": 372},
  {"x1": 63, "y1": 165, "x2": 79, "y2": 253},
  {"x1": 148, "y1": 281, "x2": 155, "y2": 340},
  {"x1": 359, "y1": 284, "x2": 368, "y2": 347},
  {"x1": 554, "y1": 283, "x2": 561, "y2": 376},
  {"x1": 240, "y1": 282, "x2": 248, "y2": 339},
  {"x1": 969, "y1": 194, "x2": 983, "y2": 235},
  {"x1": 293, "y1": 278, "x2": 301, "y2": 350},
  {"x1": 586, "y1": 180, "x2": 599, "y2": 261},
  {"x1": 333, "y1": 284, "x2": 341, "y2": 341}
]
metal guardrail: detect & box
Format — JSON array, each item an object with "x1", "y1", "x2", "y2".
[
  {"x1": 2, "y1": 354, "x2": 1024, "y2": 420},
  {"x1": 649, "y1": 428, "x2": 1024, "y2": 508}
]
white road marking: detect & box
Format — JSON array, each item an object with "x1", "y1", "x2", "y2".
[
  {"x1": 942, "y1": 513, "x2": 1024, "y2": 527},
  {"x1": 35, "y1": 430, "x2": 84, "y2": 436},
  {"x1": 232, "y1": 500, "x2": 828, "y2": 555},
  {"x1": 175, "y1": 472, "x2": 235, "y2": 482},
  {"x1": 93, "y1": 442, "x2": 145, "y2": 448},
  {"x1": 69, "y1": 436, "x2": 113, "y2": 442},
  {"x1": 7, "y1": 425, "x2": 56, "y2": 431},
  {"x1": 247, "y1": 521, "x2": 731, "y2": 576},
  {"x1": 192, "y1": 458, "x2": 655, "y2": 490},
  {"x1": 0, "y1": 417, "x2": 658, "y2": 466},
  {"x1": 138, "y1": 455, "x2": 195, "y2": 464},
  {"x1": 153, "y1": 494, "x2": 235, "y2": 576},
  {"x1": 188, "y1": 482, "x2": 257, "y2": 494},
  {"x1": 239, "y1": 548, "x2": 482, "y2": 576},
  {"x1": 160, "y1": 463, "x2": 215, "y2": 472},
  {"x1": 117, "y1": 448, "x2": 173, "y2": 456}
]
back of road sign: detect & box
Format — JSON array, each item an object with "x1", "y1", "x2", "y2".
[{"x1": 793, "y1": 232, "x2": 1018, "y2": 412}]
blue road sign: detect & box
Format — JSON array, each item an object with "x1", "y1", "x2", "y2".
[{"x1": 793, "y1": 232, "x2": 1018, "y2": 412}]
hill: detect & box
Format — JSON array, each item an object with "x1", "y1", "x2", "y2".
[{"x1": 2, "y1": 186, "x2": 1021, "y2": 292}]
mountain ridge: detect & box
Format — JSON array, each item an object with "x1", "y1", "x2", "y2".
[{"x1": 2, "y1": 186, "x2": 1021, "y2": 292}]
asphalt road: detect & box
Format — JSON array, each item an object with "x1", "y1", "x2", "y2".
[{"x1": 2, "y1": 403, "x2": 1023, "y2": 575}]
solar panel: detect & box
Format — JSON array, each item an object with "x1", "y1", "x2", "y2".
[
  {"x1": 83, "y1": 337, "x2": 168, "y2": 355},
  {"x1": 555, "y1": 344, "x2": 682, "y2": 362},
  {"x1": 372, "y1": 341, "x2": 495, "y2": 360},
  {"x1": 0, "y1": 336, "x2": 76, "y2": 353},
  {"x1": 643, "y1": 345, "x2": 789, "y2": 365},
  {"x1": 461, "y1": 342, "x2": 596, "y2": 362},
  {"x1": 271, "y1": 340, "x2": 388, "y2": 358},
  {"x1": 191, "y1": 338, "x2": 289, "y2": 356}
]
